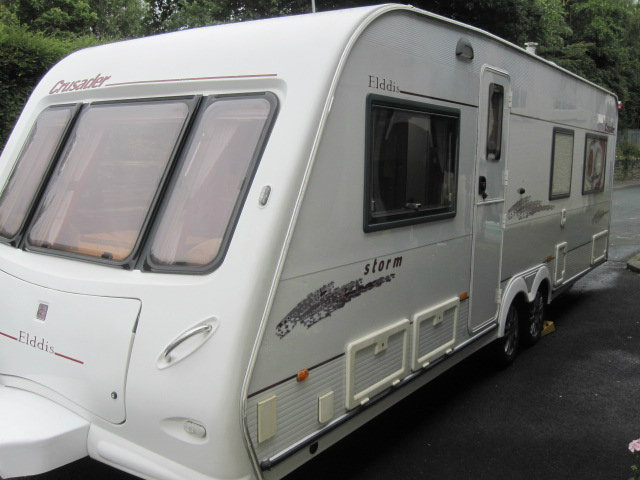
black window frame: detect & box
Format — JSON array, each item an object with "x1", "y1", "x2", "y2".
[
  {"x1": 364, "y1": 94, "x2": 460, "y2": 233},
  {"x1": 140, "y1": 92, "x2": 279, "y2": 275},
  {"x1": 548, "y1": 127, "x2": 574, "y2": 200},
  {"x1": 581, "y1": 133, "x2": 607, "y2": 195},
  {"x1": 21, "y1": 95, "x2": 202, "y2": 269},
  {"x1": 0, "y1": 103, "x2": 81, "y2": 247},
  {"x1": 6, "y1": 92, "x2": 279, "y2": 275}
]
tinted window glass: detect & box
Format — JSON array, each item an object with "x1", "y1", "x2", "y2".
[
  {"x1": 148, "y1": 96, "x2": 273, "y2": 268},
  {"x1": 582, "y1": 134, "x2": 607, "y2": 194},
  {"x1": 486, "y1": 83, "x2": 504, "y2": 161},
  {"x1": 550, "y1": 129, "x2": 574, "y2": 199},
  {"x1": 27, "y1": 99, "x2": 191, "y2": 262},
  {"x1": 366, "y1": 99, "x2": 458, "y2": 231},
  {"x1": 0, "y1": 106, "x2": 75, "y2": 240}
]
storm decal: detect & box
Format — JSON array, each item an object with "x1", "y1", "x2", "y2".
[
  {"x1": 592, "y1": 209, "x2": 608, "y2": 224},
  {"x1": 276, "y1": 274, "x2": 395, "y2": 339},
  {"x1": 507, "y1": 195, "x2": 554, "y2": 220}
]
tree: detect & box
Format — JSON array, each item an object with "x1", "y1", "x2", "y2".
[
  {"x1": 146, "y1": 0, "x2": 311, "y2": 31},
  {"x1": 0, "y1": 17, "x2": 96, "y2": 147},
  {"x1": 7, "y1": 0, "x2": 98, "y2": 35},
  {"x1": 540, "y1": 0, "x2": 640, "y2": 128},
  {"x1": 88, "y1": 0, "x2": 146, "y2": 39}
]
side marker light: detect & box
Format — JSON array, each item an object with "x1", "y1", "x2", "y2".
[{"x1": 296, "y1": 369, "x2": 309, "y2": 382}]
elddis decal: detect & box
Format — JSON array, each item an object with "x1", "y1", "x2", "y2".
[
  {"x1": 18, "y1": 330, "x2": 54, "y2": 354},
  {"x1": 0, "y1": 329, "x2": 84, "y2": 364}
]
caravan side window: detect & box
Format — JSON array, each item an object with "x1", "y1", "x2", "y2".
[
  {"x1": 582, "y1": 134, "x2": 607, "y2": 194},
  {"x1": 549, "y1": 128, "x2": 574, "y2": 199},
  {"x1": 365, "y1": 96, "x2": 459, "y2": 232},
  {"x1": 0, "y1": 105, "x2": 77, "y2": 243},
  {"x1": 486, "y1": 83, "x2": 504, "y2": 161}
]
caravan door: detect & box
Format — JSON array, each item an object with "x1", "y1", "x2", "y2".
[{"x1": 469, "y1": 67, "x2": 510, "y2": 332}]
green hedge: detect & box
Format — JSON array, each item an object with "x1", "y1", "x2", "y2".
[
  {"x1": 615, "y1": 141, "x2": 640, "y2": 181},
  {"x1": 0, "y1": 24, "x2": 96, "y2": 150}
]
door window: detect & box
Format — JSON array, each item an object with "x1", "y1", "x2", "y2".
[{"x1": 486, "y1": 83, "x2": 504, "y2": 161}]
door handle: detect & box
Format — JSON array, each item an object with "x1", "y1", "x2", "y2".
[{"x1": 478, "y1": 176, "x2": 488, "y2": 200}]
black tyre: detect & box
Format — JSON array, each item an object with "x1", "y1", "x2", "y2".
[
  {"x1": 494, "y1": 302, "x2": 520, "y2": 366},
  {"x1": 520, "y1": 289, "x2": 545, "y2": 346}
]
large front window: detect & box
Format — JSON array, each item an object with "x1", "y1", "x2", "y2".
[
  {"x1": 0, "y1": 93, "x2": 276, "y2": 272},
  {"x1": 147, "y1": 96, "x2": 273, "y2": 270},
  {"x1": 27, "y1": 99, "x2": 193, "y2": 263},
  {"x1": 0, "y1": 105, "x2": 76, "y2": 242}
]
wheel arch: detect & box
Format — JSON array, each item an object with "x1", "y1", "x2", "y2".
[
  {"x1": 497, "y1": 277, "x2": 528, "y2": 337},
  {"x1": 498, "y1": 265, "x2": 551, "y2": 337},
  {"x1": 530, "y1": 266, "x2": 552, "y2": 304}
]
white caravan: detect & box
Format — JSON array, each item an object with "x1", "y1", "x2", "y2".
[{"x1": 0, "y1": 4, "x2": 617, "y2": 480}]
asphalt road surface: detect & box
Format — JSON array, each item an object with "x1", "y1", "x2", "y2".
[{"x1": 19, "y1": 185, "x2": 640, "y2": 480}]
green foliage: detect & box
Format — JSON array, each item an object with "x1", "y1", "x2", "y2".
[
  {"x1": 148, "y1": 0, "x2": 310, "y2": 30},
  {"x1": 539, "y1": 0, "x2": 640, "y2": 128},
  {"x1": 415, "y1": 0, "x2": 571, "y2": 48},
  {"x1": 88, "y1": 0, "x2": 146, "y2": 39},
  {"x1": 144, "y1": 0, "x2": 181, "y2": 33},
  {"x1": 0, "y1": 20, "x2": 97, "y2": 148},
  {"x1": 10, "y1": 0, "x2": 98, "y2": 35},
  {"x1": 619, "y1": 141, "x2": 640, "y2": 160},
  {"x1": 0, "y1": 0, "x2": 639, "y2": 151}
]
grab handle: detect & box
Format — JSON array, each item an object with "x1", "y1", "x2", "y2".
[
  {"x1": 478, "y1": 176, "x2": 488, "y2": 200},
  {"x1": 161, "y1": 324, "x2": 213, "y2": 363}
]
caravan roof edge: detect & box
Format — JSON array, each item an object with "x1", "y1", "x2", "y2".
[{"x1": 380, "y1": 4, "x2": 616, "y2": 99}]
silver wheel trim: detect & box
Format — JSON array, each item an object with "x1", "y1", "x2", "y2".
[
  {"x1": 504, "y1": 307, "x2": 519, "y2": 356},
  {"x1": 529, "y1": 294, "x2": 544, "y2": 337}
]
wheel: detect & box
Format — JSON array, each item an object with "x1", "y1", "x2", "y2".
[
  {"x1": 520, "y1": 289, "x2": 545, "y2": 346},
  {"x1": 494, "y1": 302, "x2": 520, "y2": 366}
]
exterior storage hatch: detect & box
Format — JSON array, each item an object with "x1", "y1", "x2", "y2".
[{"x1": 0, "y1": 270, "x2": 140, "y2": 424}]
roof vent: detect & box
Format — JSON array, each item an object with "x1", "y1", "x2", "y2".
[{"x1": 524, "y1": 42, "x2": 538, "y2": 55}]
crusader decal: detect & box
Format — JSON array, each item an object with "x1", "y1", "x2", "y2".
[
  {"x1": 276, "y1": 274, "x2": 396, "y2": 339},
  {"x1": 507, "y1": 195, "x2": 554, "y2": 220}
]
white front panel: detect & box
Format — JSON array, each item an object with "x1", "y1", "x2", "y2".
[{"x1": 0, "y1": 271, "x2": 139, "y2": 423}]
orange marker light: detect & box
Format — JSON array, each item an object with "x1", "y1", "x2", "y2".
[
  {"x1": 296, "y1": 369, "x2": 309, "y2": 382},
  {"x1": 546, "y1": 255, "x2": 555, "y2": 262},
  {"x1": 459, "y1": 292, "x2": 469, "y2": 301}
]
